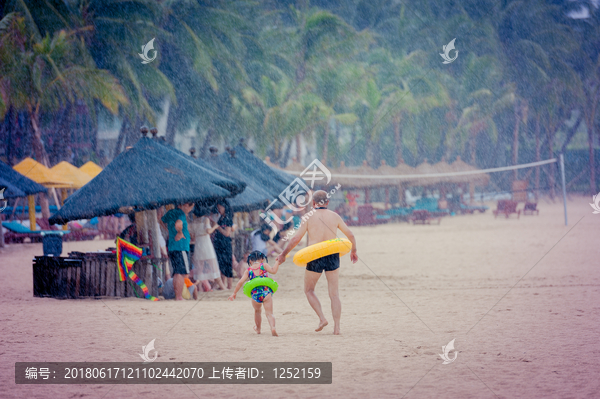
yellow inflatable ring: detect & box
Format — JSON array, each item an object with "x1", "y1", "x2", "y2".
[
  {"x1": 293, "y1": 238, "x2": 352, "y2": 267},
  {"x1": 243, "y1": 277, "x2": 279, "y2": 298}
]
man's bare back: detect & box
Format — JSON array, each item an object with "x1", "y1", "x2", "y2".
[{"x1": 305, "y1": 209, "x2": 344, "y2": 245}]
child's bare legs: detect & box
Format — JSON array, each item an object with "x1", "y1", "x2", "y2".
[
  {"x1": 304, "y1": 270, "x2": 328, "y2": 331},
  {"x1": 251, "y1": 300, "x2": 262, "y2": 334},
  {"x1": 262, "y1": 294, "x2": 278, "y2": 336}
]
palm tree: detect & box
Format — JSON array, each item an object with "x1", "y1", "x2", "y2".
[
  {"x1": 0, "y1": 13, "x2": 128, "y2": 166},
  {"x1": 256, "y1": 3, "x2": 370, "y2": 161},
  {"x1": 159, "y1": 0, "x2": 250, "y2": 150},
  {"x1": 566, "y1": 0, "x2": 600, "y2": 194},
  {"x1": 234, "y1": 74, "x2": 329, "y2": 162}
]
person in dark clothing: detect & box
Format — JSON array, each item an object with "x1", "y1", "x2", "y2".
[
  {"x1": 212, "y1": 201, "x2": 234, "y2": 289},
  {"x1": 273, "y1": 222, "x2": 293, "y2": 244},
  {"x1": 118, "y1": 213, "x2": 139, "y2": 246}
]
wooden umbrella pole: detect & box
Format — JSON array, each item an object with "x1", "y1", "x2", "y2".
[
  {"x1": 28, "y1": 195, "x2": 36, "y2": 231},
  {"x1": 147, "y1": 209, "x2": 161, "y2": 259},
  {"x1": 61, "y1": 189, "x2": 68, "y2": 230},
  {"x1": 51, "y1": 187, "x2": 61, "y2": 211},
  {"x1": 134, "y1": 211, "x2": 147, "y2": 246}
]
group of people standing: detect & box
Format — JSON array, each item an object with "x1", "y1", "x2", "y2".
[{"x1": 158, "y1": 201, "x2": 240, "y2": 300}]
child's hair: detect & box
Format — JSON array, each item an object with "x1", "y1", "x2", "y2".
[{"x1": 247, "y1": 250, "x2": 267, "y2": 266}]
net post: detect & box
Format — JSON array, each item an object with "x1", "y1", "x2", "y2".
[{"x1": 560, "y1": 154, "x2": 567, "y2": 226}]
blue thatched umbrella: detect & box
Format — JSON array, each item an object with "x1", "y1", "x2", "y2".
[{"x1": 49, "y1": 136, "x2": 245, "y2": 224}]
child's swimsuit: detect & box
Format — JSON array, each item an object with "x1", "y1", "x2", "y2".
[{"x1": 248, "y1": 264, "x2": 273, "y2": 303}]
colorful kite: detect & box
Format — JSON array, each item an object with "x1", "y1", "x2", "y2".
[{"x1": 116, "y1": 237, "x2": 158, "y2": 301}]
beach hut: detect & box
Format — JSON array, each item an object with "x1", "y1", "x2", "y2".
[
  {"x1": 375, "y1": 160, "x2": 412, "y2": 207},
  {"x1": 450, "y1": 156, "x2": 490, "y2": 203},
  {"x1": 79, "y1": 161, "x2": 103, "y2": 178}
]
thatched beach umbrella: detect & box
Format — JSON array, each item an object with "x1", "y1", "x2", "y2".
[
  {"x1": 284, "y1": 158, "x2": 307, "y2": 174},
  {"x1": 375, "y1": 160, "x2": 415, "y2": 206},
  {"x1": 450, "y1": 156, "x2": 490, "y2": 203},
  {"x1": 0, "y1": 162, "x2": 46, "y2": 243},
  {"x1": 49, "y1": 137, "x2": 244, "y2": 225},
  {"x1": 450, "y1": 156, "x2": 490, "y2": 185},
  {"x1": 13, "y1": 158, "x2": 72, "y2": 188},
  {"x1": 51, "y1": 161, "x2": 93, "y2": 188},
  {"x1": 412, "y1": 159, "x2": 442, "y2": 186},
  {"x1": 432, "y1": 159, "x2": 455, "y2": 184},
  {"x1": 0, "y1": 160, "x2": 47, "y2": 196},
  {"x1": 13, "y1": 157, "x2": 72, "y2": 219},
  {"x1": 226, "y1": 145, "x2": 301, "y2": 200},
  {"x1": 204, "y1": 148, "x2": 270, "y2": 212},
  {"x1": 79, "y1": 161, "x2": 103, "y2": 178},
  {"x1": 0, "y1": 177, "x2": 26, "y2": 199}
]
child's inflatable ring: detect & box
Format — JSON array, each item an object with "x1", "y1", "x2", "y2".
[
  {"x1": 293, "y1": 238, "x2": 352, "y2": 267},
  {"x1": 243, "y1": 277, "x2": 279, "y2": 298}
]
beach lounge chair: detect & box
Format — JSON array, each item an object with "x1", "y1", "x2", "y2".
[
  {"x1": 386, "y1": 207, "x2": 413, "y2": 222},
  {"x1": 413, "y1": 198, "x2": 450, "y2": 218},
  {"x1": 410, "y1": 210, "x2": 441, "y2": 225},
  {"x1": 36, "y1": 218, "x2": 97, "y2": 242},
  {"x1": 459, "y1": 203, "x2": 489, "y2": 214},
  {"x1": 493, "y1": 200, "x2": 521, "y2": 219},
  {"x1": 2, "y1": 221, "x2": 68, "y2": 244},
  {"x1": 523, "y1": 202, "x2": 539, "y2": 215}
]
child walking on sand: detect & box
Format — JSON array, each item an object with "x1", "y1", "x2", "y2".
[{"x1": 228, "y1": 251, "x2": 280, "y2": 336}]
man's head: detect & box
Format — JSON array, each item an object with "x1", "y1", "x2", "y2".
[
  {"x1": 312, "y1": 190, "x2": 329, "y2": 208},
  {"x1": 179, "y1": 203, "x2": 195, "y2": 215}
]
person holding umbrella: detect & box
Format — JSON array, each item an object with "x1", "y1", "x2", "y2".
[{"x1": 162, "y1": 203, "x2": 195, "y2": 300}]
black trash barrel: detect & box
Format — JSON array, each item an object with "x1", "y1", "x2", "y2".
[{"x1": 42, "y1": 232, "x2": 63, "y2": 256}]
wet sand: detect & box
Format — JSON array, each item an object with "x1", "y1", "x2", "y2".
[{"x1": 1, "y1": 195, "x2": 598, "y2": 398}]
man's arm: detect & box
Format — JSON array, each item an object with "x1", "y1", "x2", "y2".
[
  {"x1": 276, "y1": 222, "x2": 307, "y2": 263},
  {"x1": 337, "y1": 215, "x2": 358, "y2": 263},
  {"x1": 174, "y1": 219, "x2": 184, "y2": 241}
]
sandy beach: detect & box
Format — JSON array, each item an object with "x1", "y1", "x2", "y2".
[{"x1": 1, "y1": 195, "x2": 598, "y2": 398}]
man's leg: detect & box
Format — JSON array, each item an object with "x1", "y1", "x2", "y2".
[
  {"x1": 304, "y1": 270, "x2": 328, "y2": 331},
  {"x1": 325, "y1": 269, "x2": 341, "y2": 335},
  {"x1": 173, "y1": 273, "x2": 185, "y2": 301}
]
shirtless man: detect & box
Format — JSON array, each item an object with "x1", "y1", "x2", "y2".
[{"x1": 276, "y1": 190, "x2": 358, "y2": 335}]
